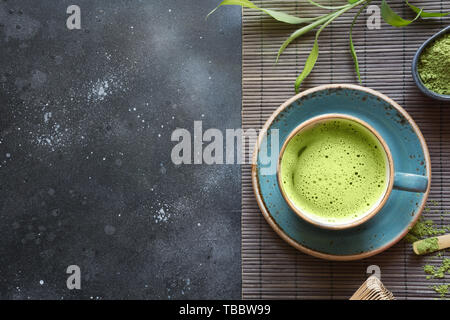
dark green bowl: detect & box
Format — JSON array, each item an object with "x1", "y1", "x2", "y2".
[{"x1": 412, "y1": 25, "x2": 450, "y2": 102}]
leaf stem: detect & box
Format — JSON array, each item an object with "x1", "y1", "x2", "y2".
[
  {"x1": 306, "y1": 0, "x2": 349, "y2": 10},
  {"x1": 294, "y1": 0, "x2": 367, "y2": 92},
  {"x1": 276, "y1": 12, "x2": 336, "y2": 63},
  {"x1": 350, "y1": 0, "x2": 372, "y2": 84}
]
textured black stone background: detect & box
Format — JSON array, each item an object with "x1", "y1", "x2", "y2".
[{"x1": 0, "y1": 0, "x2": 241, "y2": 299}]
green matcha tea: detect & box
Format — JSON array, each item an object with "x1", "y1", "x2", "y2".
[{"x1": 280, "y1": 118, "x2": 389, "y2": 225}]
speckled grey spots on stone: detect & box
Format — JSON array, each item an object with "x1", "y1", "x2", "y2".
[
  {"x1": 0, "y1": 0, "x2": 241, "y2": 299},
  {"x1": 30, "y1": 70, "x2": 47, "y2": 89},
  {"x1": 104, "y1": 225, "x2": 116, "y2": 235},
  {"x1": 0, "y1": 4, "x2": 41, "y2": 41}
]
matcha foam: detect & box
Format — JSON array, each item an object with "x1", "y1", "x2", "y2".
[{"x1": 280, "y1": 118, "x2": 389, "y2": 224}]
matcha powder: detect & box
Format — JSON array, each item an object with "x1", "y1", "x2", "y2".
[
  {"x1": 415, "y1": 237, "x2": 439, "y2": 255},
  {"x1": 404, "y1": 203, "x2": 450, "y2": 298},
  {"x1": 418, "y1": 33, "x2": 450, "y2": 95}
]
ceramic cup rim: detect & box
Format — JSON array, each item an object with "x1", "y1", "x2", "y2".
[{"x1": 277, "y1": 113, "x2": 395, "y2": 230}]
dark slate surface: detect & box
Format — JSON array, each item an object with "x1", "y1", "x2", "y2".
[{"x1": 0, "y1": 0, "x2": 241, "y2": 299}]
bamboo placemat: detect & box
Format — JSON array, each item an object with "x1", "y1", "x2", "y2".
[{"x1": 242, "y1": 0, "x2": 450, "y2": 299}]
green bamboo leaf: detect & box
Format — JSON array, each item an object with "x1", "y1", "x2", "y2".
[
  {"x1": 381, "y1": 0, "x2": 422, "y2": 27},
  {"x1": 294, "y1": 0, "x2": 365, "y2": 92},
  {"x1": 406, "y1": 1, "x2": 449, "y2": 18},
  {"x1": 294, "y1": 18, "x2": 334, "y2": 92},
  {"x1": 294, "y1": 29, "x2": 328, "y2": 92},
  {"x1": 207, "y1": 0, "x2": 323, "y2": 24},
  {"x1": 276, "y1": 13, "x2": 333, "y2": 63},
  {"x1": 306, "y1": 0, "x2": 349, "y2": 10},
  {"x1": 349, "y1": 37, "x2": 360, "y2": 83},
  {"x1": 294, "y1": 37, "x2": 319, "y2": 93},
  {"x1": 349, "y1": 1, "x2": 371, "y2": 84},
  {"x1": 348, "y1": 0, "x2": 360, "y2": 3}
]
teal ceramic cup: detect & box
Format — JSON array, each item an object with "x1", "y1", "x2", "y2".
[
  {"x1": 252, "y1": 84, "x2": 431, "y2": 260},
  {"x1": 277, "y1": 113, "x2": 429, "y2": 230}
]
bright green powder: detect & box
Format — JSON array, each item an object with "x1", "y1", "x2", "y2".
[
  {"x1": 424, "y1": 258, "x2": 450, "y2": 280},
  {"x1": 424, "y1": 259, "x2": 450, "y2": 298},
  {"x1": 418, "y1": 33, "x2": 450, "y2": 95},
  {"x1": 432, "y1": 284, "x2": 449, "y2": 299},
  {"x1": 280, "y1": 118, "x2": 387, "y2": 224},
  {"x1": 404, "y1": 218, "x2": 448, "y2": 243},
  {"x1": 405, "y1": 201, "x2": 449, "y2": 298},
  {"x1": 415, "y1": 237, "x2": 439, "y2": 255}
]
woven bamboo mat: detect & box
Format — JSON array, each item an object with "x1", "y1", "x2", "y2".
[{"x1": 242, "y1": 0, "x2": 450, "y2": 299}]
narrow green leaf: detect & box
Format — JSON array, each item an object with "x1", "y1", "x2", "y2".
[
  {"x1": 207, "y1": 0, "x2": 323, "y2": 24},
  {"x1": 306, "y1": 0, "x2": 349, "y2": 10},
  {"x1": 349, "y1": 39, "x2": 360, "y2": 83},
  {"x1": 381, "y1": 0, "x2": 422, "y2": 27},
  {"x1": 207, "y1": 0, "x2": 257, "y2": 19},
  {"x1": 294, "y1": 17, "x2": 336, "y2": 92},
  {"x1": 276, "y1": 13, "x2": 333, "y2": 63},
  {"x1": 294, "y1": 0, "x2": 365, "y2": 92},
  {"x1": 349, "y1": 1, "x2": 371, "y2": 84},
  {"x1": 348, "y1": 0, "x2": 360, "y2": 3},
  {"x1": 263, "y1": 8, "x2": 324, "y2": 24},
  {"x1": 294, "y1": 37, "x2": 319, "y2": 93},
  {"x1": 406, "y1": 1, "x2": 449, "y2": 18}
]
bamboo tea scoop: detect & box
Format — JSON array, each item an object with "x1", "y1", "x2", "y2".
[{"x1": 413, "y1": 234, "x2": 450, "y2": 255}]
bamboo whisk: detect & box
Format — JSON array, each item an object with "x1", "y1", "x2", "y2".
[{"x1": 349, "y1": 275, "x2": 395, "y2": 300}]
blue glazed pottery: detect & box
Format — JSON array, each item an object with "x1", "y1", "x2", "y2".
[
  {"x1": 252, "y1": 84, "x2": 431, "y2": 261},
  {"x1": 277, "y1": 113, "x2": 428, "y2": 231},
  {"x1": 412, "y1": 25, "x2": 450, "y2": 102}
]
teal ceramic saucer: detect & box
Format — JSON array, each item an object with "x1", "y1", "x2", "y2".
[{"x1": 252, "y1": 84, "x2": 431, "y2": 261}]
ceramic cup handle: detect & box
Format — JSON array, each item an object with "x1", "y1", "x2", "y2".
[{"x1": 393, "y1": 172, "x2": 428, "y2": 193}]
